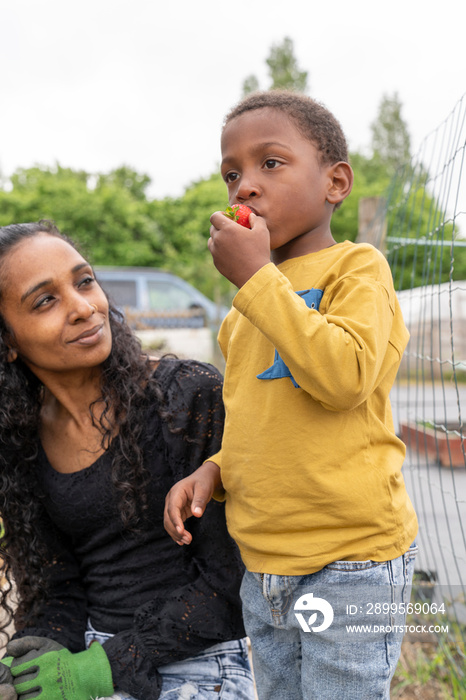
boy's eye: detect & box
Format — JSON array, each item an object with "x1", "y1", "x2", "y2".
[
  {"x1": 264, "y1": 159, "x2": 280, "y2": 169},
  {"x1": 224, "y1": 172, "x2": 239, "y2": 184}
]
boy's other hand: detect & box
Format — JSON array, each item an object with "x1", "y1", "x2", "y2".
[
  {"x1": 164, "y1": 461, "x2": 222, "y2": 545},
  {"x1": 209, "y1": 210, "x2": 271, "y2": 287}
]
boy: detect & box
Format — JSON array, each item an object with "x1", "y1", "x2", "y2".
[{"x1": 165, "y1": 91, "x2": 418, "y2": 700}]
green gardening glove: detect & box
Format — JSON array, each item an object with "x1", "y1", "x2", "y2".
[
  {"x1": 0, "y1": 656, "x2": 17, "y2": 700},
  {"x1": 7, "y1": 636, "x2": 113, "y2": 700},
  {"x1": 0, "y1": 685, "x2": 17, "y2": 700}
]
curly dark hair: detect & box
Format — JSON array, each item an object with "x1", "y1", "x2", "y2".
[
  {"x1": 223, "y1": 90, "x2": 349, "y2": 166},
  {"x1": 0, "y1": 221, "x2": 168, "y2": 634}
]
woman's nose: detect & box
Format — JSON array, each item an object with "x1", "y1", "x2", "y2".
[{"x1": 68, "y1": 295, "x2": 96, "y2": 323}]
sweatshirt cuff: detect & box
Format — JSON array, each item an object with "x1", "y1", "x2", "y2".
[
  {"x1": 233, "y1": 263, "x2": 281, "y2": 317},
  {"x1": 204, "y1": 454, "x2": 226, "y2": 502}
]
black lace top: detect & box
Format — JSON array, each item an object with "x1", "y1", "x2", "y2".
[{"x1": 13, "y1": 358, "x2": 245, "y2": 700}]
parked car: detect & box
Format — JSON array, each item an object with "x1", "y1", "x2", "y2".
[{"x1": 94, "y1": 266, "x2": 229, "y2": 330}]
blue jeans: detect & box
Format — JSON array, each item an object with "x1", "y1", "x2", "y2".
[
  {"x1": 85, "y1": 624, "x2": 254, "y2": 699},
  {"x1": 241, "y1": 542, "x2": 418, "y2": 700}
]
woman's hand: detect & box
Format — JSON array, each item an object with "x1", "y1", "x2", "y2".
[
  {"x1": 164, "y1": 461, "x2": 222, "y2": 545},
  {"x1": 7, "y1": 637, "x2": 113, "y2": 700},
  {"x1": 0, "y1": 656, "x2": 16, "y2": 700}
]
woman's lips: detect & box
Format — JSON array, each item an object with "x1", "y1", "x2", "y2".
[{"x1": 68, "y1": 323, "x2": 104, "y2": 345}]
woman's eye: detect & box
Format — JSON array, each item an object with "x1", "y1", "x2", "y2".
[
  {"x1": 34, "y1": 295, "x2": 55, "y2": 309},
  {"x1": 264, "y1": 159, "x2": 280, "y2": 169},
  {"x1": 78, "y1": 275, "x2": 95, "y2": 287}
]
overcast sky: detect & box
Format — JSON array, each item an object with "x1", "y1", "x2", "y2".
[{"x1": 1, "y1": 0, "x2": 465, "y2": 200}]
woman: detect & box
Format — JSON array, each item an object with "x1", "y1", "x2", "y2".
[{"x1": 0, "y1": 221, "x2": 253, "y2": 700}]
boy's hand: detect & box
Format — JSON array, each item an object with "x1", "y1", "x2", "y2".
[
  {"x1": 164, "y1": 461, "x2": 222, "y2": 545},
  {"x1": 209, "y1": 209, "x2": 271, "y2": 287}
]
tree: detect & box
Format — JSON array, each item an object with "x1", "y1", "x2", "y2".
[
  {"x1": 266, "y1": 37, "x2": 308, "y2": 92},
  {"x1": 242, "y1": 74, "x2": 260, "y2": 96},
  {"x1": 0, "y1": 164, "x2": 232, "y2": 304},
  {"x1": 0, "y1": 165, "x2": 162, "y2": 267},
  {"x1": 370, "y1": 93, "x2": 411, "y2": 176},
  {"x1": 149, "y1": 173, "x2": 235, "y2": 305},
  {"x1": 97, "y1": 166, "x2": 152, "y2": 201},
  {"x1": 333, "y1": 93, "x2": 411, "y2": 248},
  {"x1": 5, "y1": 89, "x2": 449, "y2": 302},
  {"x1": 330, "y1": 152, "x2": 392, "y2": 244},
  {"x1": 241, "y1": 36, "x2": 308, "y2": 95},
  {"x1": 384, "y1": 165, "x2": 465, "y2": 290}
]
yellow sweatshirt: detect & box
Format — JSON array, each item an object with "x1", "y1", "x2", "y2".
[{"x1": 209, "y1": 240, "x2": 418, "y2": 575}]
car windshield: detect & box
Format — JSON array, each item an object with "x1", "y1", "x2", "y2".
[
  {"x1": 147, "y1": 280, "x2": 197, "y2": 311},
  {"x1": 99, "y1": 279, "x2": 137, "y2": 307}
]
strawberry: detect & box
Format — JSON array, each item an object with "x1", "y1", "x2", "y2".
[{"x1": 223, "y1": 204, "x2": 252, "y2": 229}]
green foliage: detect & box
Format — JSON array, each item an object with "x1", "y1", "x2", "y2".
[
  {"x1": 241, "y1": 36, "x2": 308, "y2": 95},
  {"x1": 331, "y1": 152, "x2": 391, "y2": 243},
  {"x1": 371, "y1": 92, "x2": 411, "y2": 177},
  {"x1": 0, "y1": 83, "x2": 456, "y2": 304},
  {"x1": 242, "y1": 74, "x2": 260, "y2": 96},
  {"x1": 2, "y1": 153, "x2": 452, "y2": 302},
  {"x1": 149, "y1": 173, "x2": 236, "y2": 305},
  {"x1": 321, "y1": 90, "x2": 413, "y2": 244},
  {"x1": 98, "y1": 166, "x2": 152, "y2": 200},
  {"x1": 384, "y1": 164, "x2": 466, "y2": 289},
  {"x1": 266, "y1": 37, "x2": 308, "y2": 92},
  {"x1": 391, "y1": 622, "x2": 466, "y2": 699},
  {"x1": 369, "y1": 91, "x2": 466, "y2": 289},
  {"x1": 0, "y1": 164, "x2": 234, "y2": 305},
  {"x1": 0, "y1": 164, "x2": 162, "y2": 267},
  {"x1": 334, "y1": 92, "x2": 411, "y2": 246}
]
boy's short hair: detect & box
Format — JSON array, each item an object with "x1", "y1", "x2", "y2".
[{"x1": 223, "y1": 90, "x2": 348, "y2": 166}]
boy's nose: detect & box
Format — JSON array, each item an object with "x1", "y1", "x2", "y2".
[{"x1": 236, "y1": 177, "x2": 260, "y2": 201}]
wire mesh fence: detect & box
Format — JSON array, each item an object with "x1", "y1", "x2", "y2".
[{"x1": 367, "y1": 92, "x2": 466, "y2": 690}]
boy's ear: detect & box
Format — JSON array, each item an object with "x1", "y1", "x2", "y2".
[{"x1": 326, "y1": 162, "x2": 353, "y2": 206}]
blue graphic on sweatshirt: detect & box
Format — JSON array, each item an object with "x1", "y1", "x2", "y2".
[{"x1": 256, "y1": 288, "x2": 323, "y2": 388}]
